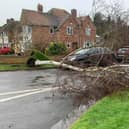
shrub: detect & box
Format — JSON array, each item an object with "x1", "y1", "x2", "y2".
[
  {"x1": 27, "y1": 49, "x2": 49, "y2": 67},
  {"x1": 45, "y1": 42, "x2": 67, "y2": 55},
  {"x1": 30, "y1": 49, "x2": 49, "y2": 61}
]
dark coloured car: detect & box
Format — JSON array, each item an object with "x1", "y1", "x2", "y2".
[
  {"x1": 63, "y1": 47, "x2": 117, "y2": 67},
  {"x1": 116, "y1": 47, "x2": 129, "y2": 63}
]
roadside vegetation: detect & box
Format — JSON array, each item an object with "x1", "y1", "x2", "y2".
[
  {"x1": 0, "y1": 45, "x2": 67, "y2": 71},
  {"x1": 70, "y1": 90, "x2": 129, "y2": 129},
  {"x1": 0, "y1": 49, "x2": 58, "y2": 71},
  {"x1": 0, "y1": 64, "x2": 57, "y2": 71},
  {"x1": 45, "y1": 42, "x2": 67, "y2": 55}
]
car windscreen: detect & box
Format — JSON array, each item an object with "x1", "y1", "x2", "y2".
[
  {"x1": 75, "y1": 49, "x2": 90, "y2": 55},
  {"x1": 75, "y1": 48, "x2": 99, "y2": 55}
]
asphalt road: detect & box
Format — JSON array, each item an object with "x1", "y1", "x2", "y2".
[{"x1": 0, "y1": 69, "x2": 75, "y2": 129}]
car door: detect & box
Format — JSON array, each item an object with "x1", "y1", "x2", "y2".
[{"x1": 84, "y1": 48, "x2": 101, "y2": 66}]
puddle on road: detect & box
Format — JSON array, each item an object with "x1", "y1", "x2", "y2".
[
  {"x1": 29, "y1": 83, "x2": 53, "y2": 87},
  {"x1": 31, "y1": 76, "x2": 44, "y2": 83},
  {"x1": 29, "y1": 74, "x2": 55, "y2": 88}
]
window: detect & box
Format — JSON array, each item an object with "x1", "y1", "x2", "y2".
[
  {"x1": 67, "y1": 42, "x2": 72, "y2": 48},
  {"x1": 22, "y1": 26, "x2": 32, "y2": 33},
  {"x1": 85, "y1": 27, "x2": 91, "y2": 36},
  {"x1": 50, "y1": 26, "x2": 58, "y2": 34},
  {"x1": 28, "y1": 27, "x2": 32, "y2": 33},
  {"x1": 50, "y1": 27, "x2": 55, "y2": 34},
  {"x1": 83, "y1": 41, "x2": 93, "y2": 48},
  {"x1": 66, "y1": 26, "x2": 73, "y2": 35}
]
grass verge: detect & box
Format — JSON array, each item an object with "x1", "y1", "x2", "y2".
[
  {"x1": 70, "y1": 90, "x2": 129, "y2": 129},
  {"x1": 0, "y1": 64, "x2": 57, "y2": 71}
]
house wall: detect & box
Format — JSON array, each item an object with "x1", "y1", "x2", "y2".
[
  {"x1": 21, "y1": 16, "x2": 96, "y2": 52},
  {"x1": 57, "y1": 16, "x2": 80, "y2": 50},
  {"x1": 0, "y1": 32, "x2": 9, "y2": 48},
  {"x1": 21, "y1": 25, "x2": 32, "y2": 52},
  {"x1": 32, "y1": 26, "x2": 57, "y2": 50},
  {"x1": 80, "y1": 17, "x2": 96, "y2": 48}
]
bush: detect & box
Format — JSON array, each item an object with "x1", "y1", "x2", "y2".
[
  {"x1": 27, "y1": 49, "x2": 49, "y2": 67},
  {"x1": 45, "y1": 42, "x2": 67, "y2": 55},
  {"x1": 30, "y1": 49, "x2": 49, "y2": 60}
]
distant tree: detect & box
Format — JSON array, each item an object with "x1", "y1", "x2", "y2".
[
  {"x1": 94, "y1": 12, "x2": 107, "y2": 35},
  {"x1": 93, "y1": 0, "x2": 129, "y2": 50}
]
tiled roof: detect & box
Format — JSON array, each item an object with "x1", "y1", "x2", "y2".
[
  {"x1": 77, "y1": 16, "x2": 96, "y2": 28},
  {"x1": 21, "y1": 8, "x2": 70, "y2": 26},
  {"x1": 48, "y1": 8, "x2": 69, "y2": 17},
  {"x1": 2, "y1": 21, "x2": 21, "y2": 32},
  {"x1": 77, "y1": 16, "x2": 91, "y2": 24}
]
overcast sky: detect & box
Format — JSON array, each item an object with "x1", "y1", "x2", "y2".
[{"x1": 0, "y1": 0, "x2": 129, "y2": 25}]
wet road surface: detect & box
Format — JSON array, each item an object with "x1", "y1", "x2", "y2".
[{"x1": 0, "y1": 69, "x2": 74, "y2": 129}]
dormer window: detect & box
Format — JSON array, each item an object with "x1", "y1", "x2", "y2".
[
  {"x1": 66, "y1": 26, "x2": 73, "y2": 35},
  {"x1": 85, "y1": 26, "x2": 91, "y2": 36}
]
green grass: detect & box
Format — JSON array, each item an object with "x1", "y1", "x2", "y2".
[
  {"x1": 0, "y1": 64, "x2": 57, "y2": 71},
  {"x1": 70, "y1": 91, "x2": 129, "y2": 129}
]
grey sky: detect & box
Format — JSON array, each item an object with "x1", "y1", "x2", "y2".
[{"x1": 0, "y1": 0, "x2": 128, "y2": 25}]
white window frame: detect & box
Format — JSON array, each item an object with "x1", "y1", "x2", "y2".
[
  {"x1": 22, "y1": 25, "x2": 32, "y2": 34},
  {"x1": 85, "y1": 27, "x2": 91, "y2": 36},
  {"x1": 66, "y1": 26, "x2": 73, "y2": 35}
]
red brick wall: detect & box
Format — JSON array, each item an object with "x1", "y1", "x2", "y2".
[
  {"x1": 32, "y1": 26, "x2": 57, "y2": 49},
  {"x1": 31, "y1": 16, "x2": 96, "y2": 50},
  {"x1": 80, "y1": 17, "x2": 96, "y2": 47},
  {"x1": 0, "y1": 56, "x2": 29, "y2": 64},
  {"x1": 57, "y1": 17, "x2": 79, "y2": 42},
  {"x1": 56, "y1": 16, "x2": 80, "y2": 50}
]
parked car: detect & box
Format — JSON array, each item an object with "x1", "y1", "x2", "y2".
[
  {"x1": 0, "y1": 47, "x2": 12, "y2": 55},
  {"x1": 63, "y1": 47, "x2": 117, "y2": 67},
  {"x1": 116, "y1": 46, "x2": 129, "y2": 63}
]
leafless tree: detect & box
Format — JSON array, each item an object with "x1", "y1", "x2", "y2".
[{"x1": 94, "y1": 0, "x2": 129, "y2": 50}]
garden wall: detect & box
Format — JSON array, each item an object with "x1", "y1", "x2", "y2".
[{"x1": 0, "y1": 56, "x2": 29, "y2": 64}]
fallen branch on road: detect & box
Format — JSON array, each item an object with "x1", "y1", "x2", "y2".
[
  {"x1": 56, "y1": 64, "x2": 129, "y2": 103},
  {"x1": 35, "y1": 60, "x2": 84, "y2": 72}
]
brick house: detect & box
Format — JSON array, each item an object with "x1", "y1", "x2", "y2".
[
  {"x1": 20, "y1": 4, "x2": 96, "y2": 52},
  {"x1": 0, "y1": 27, "x2": 9, "y2": 48},
  {"x1": 0, "y1": 19, "x2": 22, "y2": 53}
]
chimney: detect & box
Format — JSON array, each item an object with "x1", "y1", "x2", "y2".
[
  {"x1": 37, "y1": 4, "x2": 43, "y2": 13},
  {"x1": 71, "y1": 9, "x2": 77, "y2": 17},
  {"x1": 7, "y1": 18, "x2": 14, "y2": 24}
]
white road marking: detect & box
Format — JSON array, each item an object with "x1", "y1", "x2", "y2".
[
  {"x1": 0, "y1": 87, "x2": 58, "y2": 103},
  {"x1": 0, "y1": 88, "x2": 43, "y2": 96}
]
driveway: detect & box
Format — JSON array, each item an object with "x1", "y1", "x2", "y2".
[{"x1": 0, "y1": 69, "x2": 74, "y2": 129}]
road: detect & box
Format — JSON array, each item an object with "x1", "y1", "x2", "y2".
[{"x1": 0, "y1": 69, "x2": 75, "y2": 129}]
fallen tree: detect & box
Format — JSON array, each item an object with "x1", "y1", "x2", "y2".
[
  {"x1": 55, "y1": 64, "x2": 129, "y2": 103},
  {"x1": 35, "y1": 59, "x2": 129, "y2": 104}
]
